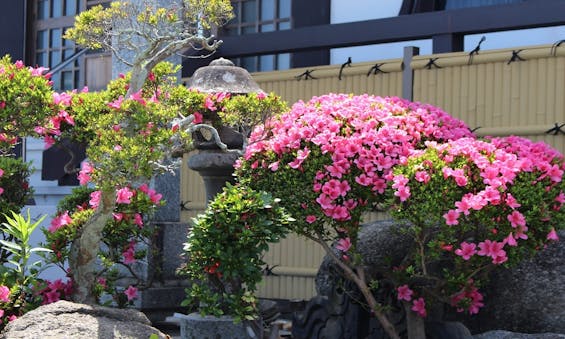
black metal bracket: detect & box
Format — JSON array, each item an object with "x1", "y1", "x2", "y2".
[
  {"x1": 470, "y1": 126, "x2": 482, "y2": 133},
  {"x1": 295, "y1": 69, "x2": 317, "y2": 81},
  {"x1": 425, "y1": 58, "x2": 441, "y2": 69},
  {"x1": 551, "y1": 39, "x2": 565, "y2": 56},
  {"x1": 468, "y1": 36, "x2": 486, "y2": 65},
  {"x1": 545, "y1": 123, "x2": 565, "y2": 135},
  {"x1": 367, "y1": 63, "x2": 388, "y2": 76},
  {"x1": 262, "y1": 264, "x2": 279, "y2": 276},
  {"x1": 338, "y1": 57, "x2": 352, "y2": 80},
  {"x1": 507, "y1": 49, "x2": 525, "y2": 64},
  {"x1": 180, "y1": 200, "x2": 191, "y2": 211}
]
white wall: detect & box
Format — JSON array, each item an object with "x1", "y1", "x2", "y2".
[{"x1": 23, "y1": 137, "x2": 70, "y2": 281}]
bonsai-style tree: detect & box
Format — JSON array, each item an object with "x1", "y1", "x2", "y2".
[
  {"x1": 236, "y1": 93, "x2": 474, "y2": 338},
  {"x1": 61, "y1": 0, "x2": 233, "y2": 303}
]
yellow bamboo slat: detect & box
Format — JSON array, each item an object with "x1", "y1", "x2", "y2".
[{"x1": 181, "y1": 43, "x2": 565, "y2": 301}]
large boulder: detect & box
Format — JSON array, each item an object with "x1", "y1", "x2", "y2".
[
  {"x1": 314, "y1": 220, "x2": 565, "y2": 335},
  {"x1": 1, "y1": 300, "x2": 167, "y2": 339},
  {"x1": 473, "y1": 330, "x2": 565, "y2": 339},
  {"x1": 459, "y1": 229, "x2": 565, "y2": 334}
]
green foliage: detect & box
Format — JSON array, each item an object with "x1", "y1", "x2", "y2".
[
  {"x1": 179, "y1": 183, "x2": 294, "y2": 321},
  {"x1": 220, "y1": 92, "x2": 288, "y2": 134},
  {"x1": 0, "y1": 157, "x2": 34, "y2": 263},
  {"x1": 0, "y1": 55, "x2": 54, "y2": 149},
  {"x1": 389, "y1": 137, "x2": 565, "y2": 314},
  {"x1": 0, "y1": 211, "x2": 52, "y2": 326},
  {"x1": 43, "y1": 185, "x2": 160, "y2": 306},
  {"x1": 64, "y1": 0, "x2": 233, "y2": 52}
]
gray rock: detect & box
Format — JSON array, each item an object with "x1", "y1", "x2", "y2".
[
  {"x1": 175, "y1": 312, "x2": 262, "y2": 339},
  {"x1": 460, "y1": 230, "x2": 565, "y2": 334},
  {"x1": 356, "y1": 219, "x2": 413, "y2": 269},
  {"x1": 316, "y1": 219, "x2": 413, "y2": 297},
  {"x1": 1, "y1": 300, "x2": 167, "y2": 339},
  {"x1": 473, "y1": 330, "x2": 565, "y2": 339},
  {"x1": 315, "y1": 220, "x2": 565, "y2": 336},
  {"x1": 426, "y1": 321, "x2": 473, "y2": 339}
]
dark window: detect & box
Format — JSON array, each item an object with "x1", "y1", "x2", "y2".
[
  {"x1": 225, "y1": 0, "x2": 292, "y2": 71},
  {"x1": 33, "y1": 0, "x2": 82, "y2": 90}
]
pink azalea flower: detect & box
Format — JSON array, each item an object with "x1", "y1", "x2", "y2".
[
  {"x1": 116, "y1": 187, "x2": 134, "y2": 204},
  {"x1": 123, "y1": 247, "x2": 136, "y2": 264},
  {"x1": 443, "y1": 210, "x2": 460, "y2": 226},
  {"x1": 134, "y1": 213, "x2": 144, "y2": 227},
  {"x1": 454, "y1": 242, "x2": 477, "y2": 260},
  {"x1": 192, "y1": 112, "x2": 203, "y2": 124},
  {"x1": 89, "y1": 190, "x2": 101, "y2": 209},
  {"x1": 411, "y1": 297, "x2": 427, "y2": 317},
  {"x1": 30, "y1": 66, "x2": 49, "y2": 77},
  {"x1": 397, "y1": 285, "x2": 413, "y2": 301},
  {"x1": 477, "y1": 240, "x2": 507, "y2": 264},
  {"x1": 8, "y1": 315, "x2": 16, "y2": 322},
  {"x1": 44, "y1": 135, "x2": 56, "y2": 149},
  {"x1": 305, "y1": 215, "x2": 317, "y2": 224},
  {"x1": 14, "y1": 60, "x2": 24, "y2": 69},
  {"x1": 547, "y1": 227, "x2": 559, "y2": 241},
  {"x1": 555, "y1": 192, "x2": 565, "y2": 204},
  {"x1": 335, "y1": 237, "x2": 352, "y2": 252},
  {"x1": 113, "y1": 213, "x2": 124, "y2": 221},
  {"x1": 507, "y1": 210, "x2": 526, "y2": 228},
  {"x1": 42, "y1": 289, "x2": 60, "y2": 304},
  {"x1": 124, "y1": 285, "x2": 138, "y2": 301},
  {"x1": 0, "y1": 285, "x2": 10, "y2": 302},
  {"x1": 78, "y1": 162, "x2": 93, "y2": 185},
  {"x1": 107, "y1": 95, "x2": 124, "y2": 109},
  {"x1": 48, "y1": 211, "x2": 73, "y2": 233},
  {"x1": 257, "y1": 92, "x2": 267, "y2": 99},
  {"x1": 0, "y1": 309, "x2": 4, "y2": 318},
  {"x1": 204, "y1": 96, "x2": 217, "y2": 111},
  {"x1": 505, "y1": 193, "x2": 521, "y2": 209},
  {"x1": 414, "y1": 171, "x2": 430, "y2": 183},
  {"x1": 0, "y1": 168, "x2": 3, "y2": 177},
  {"x1": 504, "y1": 232, "x2": 518, "y2": 246},
  {"x1": 268, "y1": 161, "x2": 279, "y2": 172},
  {"x1": 394, "y1": 186, "x2": 411, "y2": 202},
  {"x1": 52, "y1": 92, "x2": 73, "y2": 106},
  {"x1": 97, "y1": 277, "x2": 107, "y2": 288},
  {"x1": 129, "y1": 90, "x2": 146, "y2": 106},
  {"x1": 138, "y1": 183, "x2": 150, "y2": 194},
  {"x1": 149, "y1": 191, "x2": 162, "y2": 204}
]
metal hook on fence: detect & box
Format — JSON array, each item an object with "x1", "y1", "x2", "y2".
[
  {"x1": 263, "y1": 264, "x2": 279, "y2": 276},
  {"x1": 338, "y1": 57, "x2": 352, "y2": 80},
  {"x1": 425, "y1": 58, "x2": 441, "y2": 69},
  {"x1": 551, "y1": 39, "x2": 565, "y2": 56},
  {"x1": 295, "y1": 69, "x2": 317, "y2": 81},
  {"x1": 507, "y1": 50, "x2": 525, "y2": 65},
  {"x1": 545, "y1": 123, "x2": 565, "y2": 136},
  {"x1": 470, "y1": 126, "x2": 482, "y2": 133},
  {"x1": 367, "y1": 63, "x2": 388, "y2": 76},
  {"x1": 468, "y1": 36, "x2": 486, "y2": 65}
]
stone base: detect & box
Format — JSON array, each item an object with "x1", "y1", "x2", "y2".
[{"x1": 175, "y1": 313, "x2": 262, "y2": 339}]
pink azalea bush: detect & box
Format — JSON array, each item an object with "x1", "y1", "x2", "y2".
[
  {"x1": 236, "y1": 93, "x2": 473, "y2": 337},
  {"x1": 237, "y1": 93, "x2": 472, "y2": 247},
  {"x1": 390, "y1": 136, "x2": 565, "y2": 316},
  {"x1": 43, "y1": 183, "x2": 163, "y2": 307}
]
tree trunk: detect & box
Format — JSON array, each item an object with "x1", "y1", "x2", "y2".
[
  {"x1": 69, "y1": 189, "x2": 115, "y2": 304},
  {"x1": 404, "y1": 301, "x2": 426, "y2": 339}
]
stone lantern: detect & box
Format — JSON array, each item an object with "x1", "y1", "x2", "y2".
[{"x1": 186, "y1": 58, "x2": 263, "y2": 203}]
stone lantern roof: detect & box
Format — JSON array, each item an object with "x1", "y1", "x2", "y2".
[{"x1": 187, "y1": 58, "x2": 263, "y2": 94}]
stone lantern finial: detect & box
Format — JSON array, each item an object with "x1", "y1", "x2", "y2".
[{"x1": 187, "y1": 58, "x2": 263, "y2": 94}]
